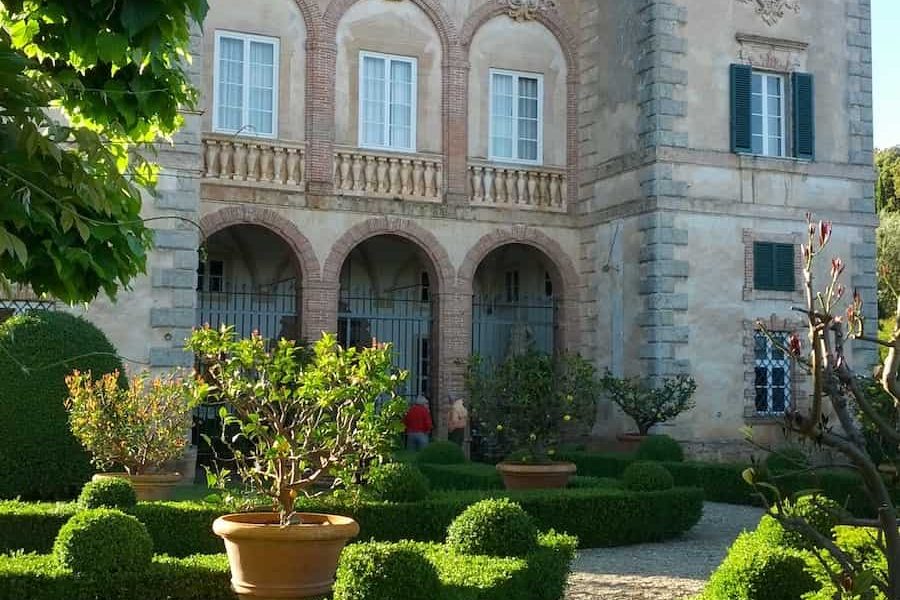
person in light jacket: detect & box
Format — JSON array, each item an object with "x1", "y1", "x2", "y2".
[{"x1": 404, "y1": 395, "x2": 432, "y2": 451}]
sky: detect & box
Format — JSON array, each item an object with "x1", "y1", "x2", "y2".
[{"x1": 874, "y1": 0, "x2": 900, "y2": 149}]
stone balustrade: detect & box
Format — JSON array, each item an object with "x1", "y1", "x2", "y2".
[
  {"x1": 468, "y1": 162, "x2": 567, "y2": 212},
  {"x1": 202, "y1": 134, "x2": 306, "y2": 188},
  {"x1": 333, "y1": 148, "x2": 443, "y2": 203}
]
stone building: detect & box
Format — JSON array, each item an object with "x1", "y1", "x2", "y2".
[{"x1": 69, "y1": 0, "x2": 876, "y2": 459}]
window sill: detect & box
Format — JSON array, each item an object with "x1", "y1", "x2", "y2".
[
  {"x1": 736, "y1": 153, "x2": 813, "y2": 166},
  {"x1": 744, "y1": 414, "x2": 787, "y2": 425},
  {"x1": 743, "y1": 288, "x2": 804, "y2": 303},
  {"x1": 211, "y1": 128, "x2": 278, "y2": 141},
  {"x1": 358, "y1": 144, "x2": 418, "y2": 155}
]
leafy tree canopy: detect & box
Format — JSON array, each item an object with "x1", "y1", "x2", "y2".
[
  {"x1": 876, "y1": 146, "x2": 900, "y2": 214},
  {"x1": 0, "y1": 0, "x2": 208, "y2": 303}
]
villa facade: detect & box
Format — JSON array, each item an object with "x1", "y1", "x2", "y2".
[{"x1": 66, "y1": 0, "x2": 876, "y2": 459}]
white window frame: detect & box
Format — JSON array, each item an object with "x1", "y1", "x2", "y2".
[
  {"x1": 753, "y1": 330, "x2": 793, "y2": 416},
  {"x1": 751, "y1": 71, "x2": 786, "y2": 158},
  {"x1": 213, "y1": 30, "x2": 280, "y2": 139},
  {"x1": 357, "y1": 51, "x2": 418, "y2": 153},
  {"x1": 489, "y1": 68, "x2": 544, "y2": 166}
]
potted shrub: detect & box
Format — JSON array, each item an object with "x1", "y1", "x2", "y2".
[
  {"x1": 601, "y1": 374, "x2": 697, "y2": 452},
  {"x1": 466, "y1": 351, "x2": 598, "y2": 490},
  {"x1": 186, "y1": 327, "x2": 406, "y2": 600},
  {"x1": 64, "y1": 369, "x2": 193, "y2": 501}
]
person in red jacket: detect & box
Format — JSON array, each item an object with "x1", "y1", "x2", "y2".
[{"x1": 404, "y1": 395, "x2": 432, "y2": 451}]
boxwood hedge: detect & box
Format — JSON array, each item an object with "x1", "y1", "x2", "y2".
[{"x1": 0, "y1": 486, "x2": 703, "y2": 555}]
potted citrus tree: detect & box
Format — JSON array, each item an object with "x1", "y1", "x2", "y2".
[
  {"x1": 64, "y1": 370, "x2": 193, "y2": 500},
  {"x1": 466, "y1": 351, "x2": 599, "y2": 489},
  {"x1": 602, "y1": 374, "x2": 697, "y2": 452},
  {"x1": 186, "y1": 327, "x2": 406, "y2": 600}
]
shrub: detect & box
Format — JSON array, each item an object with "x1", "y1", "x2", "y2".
[
  {"x1": 622, "y1": 462, "x2": 674, "y2": 492},
  {"x1": 635, "y1": 434, "x2": 684, "y2": 462},
  {"x1": 65, "y1": 370, "x2": 193, "y2": 475},
  {"x1": 755, "y1": 495, "x2": 847, "y2": 550},
  {"x1": 0, "y1": 312, "x2": 124, "y2": 500},
  {"x1": 701, "y1": 531, "x2": 817, "y2": 600},
  {"x1": 52, "y1": 509, "x2": 152, "y2": 579},
  {"x1": 366, "y1": 463, "x2": 430, "y2": 503},
  {"x1": 446, "y1": 499, "x2": 538, "y2": 557},
  {"x1": 416, "y1": 441, "x2": 467, "y2": 465},
  {"x1": 417, "y1": 463, "x2": 503, "y2": 491},
  {"x1": 333, "y1": 541, "x2": 441, "y2": 600},
  {"x1": 764, "y1": 446, "x2": 809, "y2": 474},
  {"x1": 77, "y1": 478, "x2": 137, "y2": 510},
  {"x1": 466, "y1": 352, "x2": 599, "y2": 463},
  {"x1": 602, "y1": 374, "x2": 696, "y2": 436}
]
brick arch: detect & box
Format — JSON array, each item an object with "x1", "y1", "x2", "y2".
[
  {"x1": 199, "y1": 205, "x2": 321, "y2": 284},
  {"x1": 321, "y1": 217, "x2": 455, "y2": 292},
  {"x1": 292, "y1": 0, "x2": 324, "y2": 42},
  {"x1": 459, "y1": 2, "x2": 580, "y2": 207},
  {"x1": 460, "y1": 2, "x2": 578, "y2": 74},
  {"x1": 322, "y1": 0, "x2": 461, "y2": 53}
]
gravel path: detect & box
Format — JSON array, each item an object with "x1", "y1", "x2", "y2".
[{"x1": 566, "y1": 503, "x2": 764, "y2": 600}]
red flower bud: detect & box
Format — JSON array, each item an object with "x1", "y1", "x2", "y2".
[
  {"x1": 818, "y1": 221, "x2": 832, "y2": 247},
  {"x1": 831, "y1": 257, "x2": 844, "y2": 279},
  {"x1": 788, "y1": 333, "x2": 803, "y2": 357},
  {"x1": 801, "y1": 244, "x2": 811, "y2": 261}
]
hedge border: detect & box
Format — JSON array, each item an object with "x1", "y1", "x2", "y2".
[{"x1": 0, "y1": 486, "x2": 703, "y2": 555}]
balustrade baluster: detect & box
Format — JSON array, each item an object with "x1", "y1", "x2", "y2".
[
  {"x1": 205, "y1": 141, "x2": 220, "y2": 178},
  {"x1": 233, "y1": 144, "x2": 247, "y2": 180},
  {"x1": 471, "y1": 167, "x2": 483, "y2": 201},
  {"x1": 364, "y1": 156, "x2": 377, "y2": 192},
  {"x1": 516, "y1": 171, "x2": 527, "y2": 205},
  {"x1": 484, "y1": 167, "x2": 495, "y2": 204},
  {"x1": 413, "y1": 161, "x2": 425, "y2": 198},
  {"x1": 297, "y1": 150, "x2": 305, "y2": 185},
  {"x1": 376, "y1": 157, "x2": 389, "y2": 193},
  {"x1": 340, "y1": 154, "x2": 352, "y2": 190},
  {"x1": 388, "y1": 159, "x2": 401, "y2": 195},
  {"x1": 246, "y1": 145, "x2": 260, "y2": 181},
  {"x1": 260, "y1": 147, "x2": 273, "y2": 182},
  {"x1": 352, "y1": 154, "x2": 364, "y2": 191},
  {"x1": 286, "y1": 149, "x2": 299, "y2": 185},
  {"x1": 505, "y1": 170, "x2": 517, "y2": 204},
  {"x1": 539, "y1": 173, "x2": 550, "y2": 207},
  {"x1": 273, "y1": 147, "x2": 285, "y2": 184},
  {"x1": 220, "y1": 142, "x2": 235, "y2": 179},
  {"x1": 400, "y1": 160, "x2": 413, "y2": 195}
]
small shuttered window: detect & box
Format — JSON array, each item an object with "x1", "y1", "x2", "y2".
[
  {"x1": 731, "y1": 64, "x2": 815, "y2": 160},
  {"x1": 753, "y1": 242, "x2": 795, "y2": 292}
]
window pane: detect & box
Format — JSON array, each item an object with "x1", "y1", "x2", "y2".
[
  {"x1": 389, "y1": 60, "x2": 413, "y2": 148},
  {"x1": 772, "y1": 368, "x2": 785, "y2": 387},
  {"x1": 518, "y1": 139, "x2": 538, "y2": 161},
  {"x1": 752, "y1": 113, "x2": 763, "y2": 137},
  {"x1": 767, "y1": 96, "x2": 782, "y2": 117},
  {"x1": 217, "y1": 37, "x2": 244, "y2": 131},
  {"x1": 754, "y1": 334, "x2": 767, "y2": 361},
  {"x1": 767, "y1": 75, "x2": 782, "y2": 96},
  {"x1": 752, "y1": 135, "x2": 764, "y2": 155},
  {"x1": 772, "y1": 388, "x2": 786, "y2": 413},
  {"x1": 491, "y1": 74, "x2": 515, "y2": 158},
  {"x1": 752, "y1": 73, "x2": 762, "y2": 94},
  {"x1": 755, "y1": 387, "x2": 769, "y2": 413},
  {"x1": 751, "y1": 93, "x2": 763, "y2": 115},
  {"x1": 768, "y1": 136, "x2": 782, "y2": 156},
  {"x1": 362, "y1": 56, "x2": 386, "y2": 146}
]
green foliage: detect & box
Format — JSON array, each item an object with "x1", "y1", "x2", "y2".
[
  {"x1": 446, "y1": 499, "x2": 539, "y2": 557},
  {"x1": 635, "y1": 434, "x2": 684, "y2": 462},
  {"x1": 764, "y1": 446, "x2": 809, "y2": 474},
  {"x1": 601, "y1": 374, "x2": 697, "y2": 436},
  {"x1": 856, "y1": 375, "x2": 900, "y2": 464},
  {"x1": 416, "y1": 441, "x2": 468, "y2": 465},
  {"x1": 187, "y1": 328, "x2": 407, "y2": 525},
  {"x1": 0, "y1": 486, "x2": 704, "y2": 556},
  {"x1": 52, "y1": 509, "x2": 152, "y2": 580},
  {"x1": 0, "y1": 0, "x2": 208, "y2": 301},
  {"x1": 876, "y1": 211, "x2": 900, "y2": 317},
  {"x1": 366, "y1": 463, "x2": 430, "y2": 503},
  {"x1": 807, "y1": 526, "x2": 888, "y2": 600},
  {"x1": 701, "y1": 531, "x2": 817, "y2": 600},
  {"x1": 78, "y1": 478, "x2": 137, "y2": 510},
  {"x1": 417, "y1": 463, "x2": 503, "y2": 491},
  {"x1": 622, "y1": 462, "x2": 674, "y2": 492},
  {"x1": 0, "y1": 552, "x2": 232, "y2": 600},
  {"x1": 876, "y1": 147, "x2": 900, "y2": 214},
  {"x1": 755, "y1": 495, "x2": 847, "y2": 550},
  {"x1": 0, "y1": 311, "x2": 124, "y2": 500},
  {"x1": 466, "y1": 351, "x2": 599, "y2": 463},
  {"x1": 65, "y1": 370, "x2": 194, "y2": 474},
  {"x1": 333, "y1": 541, "x2": 442, "y2": 600}
]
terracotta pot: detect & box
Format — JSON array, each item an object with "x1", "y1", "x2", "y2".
[
  {"x1": 616, "y1": 433, "x2": 647, "y2": 454},
  {"x1": 92, "y1": 472, "x2": 181, "y2": 501},
  {"x1": 213, "y1": 512, "x2": 360, "y2": 599},
  {"x1": 496, "y1": 462, "x2": 577, "y2": 490}
]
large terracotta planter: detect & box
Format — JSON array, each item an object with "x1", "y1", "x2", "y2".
[
  {"x1": 92, "y1": 472, "x2": 181, "y2": 501},
  {"x1": 496, "y1": 462, "x2": 576, "y2": 490},
  {"x1": 616, "y1": 433, "x2": 647, "y2": 454},
  {"x1": 213, "y1": 512, "x2": 360, "y2": 599}
]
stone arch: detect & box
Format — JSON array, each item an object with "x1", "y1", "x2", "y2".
[
  {"x1": 199, "y1": 205, "x2": 321, "y2": 285},
  {"x1": 460, "y1": 2, "x2": 580, "y2": 205},
  {"x1": 321, "y1": 217, "x2": 455, "y2": 292}
]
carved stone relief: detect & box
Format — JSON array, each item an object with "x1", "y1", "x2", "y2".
[
  {"x1": 507, "y1": 0, "x2": 556, "y2": 22},
  {"x1": 736, "y1": 0, "x2": 800, "y2": 27},
  {"x1": 736, "y1": 33, "x2": 808, "y2": 72}
]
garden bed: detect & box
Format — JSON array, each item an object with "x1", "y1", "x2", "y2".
[{"x1": 0, "y1": 485, "x2": 703, "y2": 555}]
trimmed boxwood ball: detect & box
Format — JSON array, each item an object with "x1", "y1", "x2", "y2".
[
  {"x1": 701, "y1": 531, "x2": 816, "y2": 600},
  {"x1": 333, "y1": 541, "x2": 441, "y2": 600},
  {"x1": 78, "y1": 478, "x2": 137, "y2": 510},
  {"x1": 0, "y1": 311, "x2": 124, "y2": 500},
  {"x1": 635, "y1": 434, "x2": 684, "y2": 462},
  {"x1": 53, "y1": 509, "x2": 152, "y2": 579},
  {"x1": 415, "y1": 441, "x2": 467, "y2": 465},
  {"x1": 446, "y1": 498, "x2": 538, "y2": 557},
  {"x1": 755, "y1": 495, "x2": 847, "y2": 550},
  {"x1": 622, "y1": 461, "x2": 674, "y2": 492},
  {"x1": 366, "y1": 463, "x2": 430, "y2": 503}
]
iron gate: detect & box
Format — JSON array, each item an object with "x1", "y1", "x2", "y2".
[
  {"x1": 472, "y1": 294, "x2": 557, "y2": 364},
  {"x1": 338, "y1": 288, "x2": 433, "y2": 402}
]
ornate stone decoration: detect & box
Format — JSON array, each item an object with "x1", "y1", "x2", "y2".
[
  {"x1": 736, "y1": 0, "x2": 800, "y2": 26},
  {"x1": 507, "y1": 0, "x2": 556, "y2": 22},
  {"x1": 736, "y1": 34, "x2": 808, "y2": 72}
]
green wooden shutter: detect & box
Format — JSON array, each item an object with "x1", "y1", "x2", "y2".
[
  {"x1": 792, "y1": 72, "x2": 815, "y2": 160},
  {"x1": 773, "y1": 244, "x2": 796, "y2": 291},
  {"x1": 731, "y1": 64, "x2": 753, "y2": 154},
  {"x1": 753, "y1": 242, "x2": 774, "y2": 290}
]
